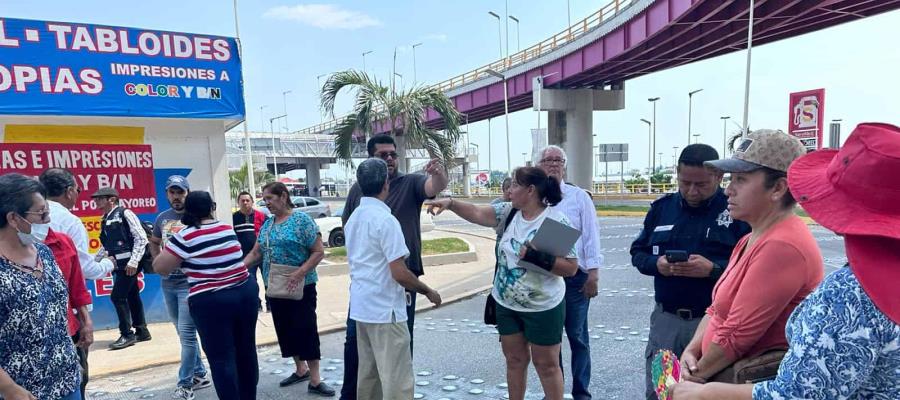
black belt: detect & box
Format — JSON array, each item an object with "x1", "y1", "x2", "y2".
[{"x1": 658, "y1": 303, "x2": 705, "y2": 320}]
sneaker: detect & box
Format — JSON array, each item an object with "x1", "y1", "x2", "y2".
[
  {"x1": 279, "y1": 371, "x2": 310, "y2": 387},
  {"x1": 192, "y1": 373, "x2": 212, "y2": 390},
  {"x1": 108, "y1": 335, "x2": 136, "y2": 350},
  {"x1": 308, "y1": 381, "x2": 335, "y2": 397},
  {"x1": 172, "y1": 386, "x2": 194, "y2": 400}
]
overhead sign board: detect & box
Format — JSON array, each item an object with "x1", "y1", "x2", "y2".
[{"x1": 0, "y1": 17, "x2": 245, "y2": 119}]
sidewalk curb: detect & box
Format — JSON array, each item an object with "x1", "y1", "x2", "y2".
[{"x1": 92, "y1": 273, "x2": 493, "y2": 379}]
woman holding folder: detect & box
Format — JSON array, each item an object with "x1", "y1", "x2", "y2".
[{"x1": 426, "y1": 166, "x2": 579, "y2": 400}]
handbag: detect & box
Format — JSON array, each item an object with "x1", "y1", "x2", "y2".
[
  {"x1": 484, "y1": 207, "x2": 519, "y2": 325},
  {"x1": 263, "y1": 219, "x2": 305, "y2": 301},
  {"x1": 710, "y1": 348, "x2": 787, "y2": 383}
]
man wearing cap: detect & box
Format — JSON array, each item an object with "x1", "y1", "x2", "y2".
[
  {"x1": 148, "y1": 175, "x2": 211, "y2": 399},
  {"x1": 630, "y1": 144, "x2": 751, "y2": 400},
  {"x1": 93, "y1": 186, "x2": 151, "y2": 350}
]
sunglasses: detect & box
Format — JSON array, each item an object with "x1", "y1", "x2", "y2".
[{"x1": 376, "y1": 152, "x2": 399, "y2": 160}]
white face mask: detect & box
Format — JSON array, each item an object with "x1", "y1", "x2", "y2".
[{"x1": 14, "y1": 216, "x2": 50, "y2": 245}]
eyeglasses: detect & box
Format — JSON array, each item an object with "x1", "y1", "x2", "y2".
[
  {"x1": 540, "y1": 158, "x2": 566, "y2": 165},
  {"x1": 376, "y1": 152, "x2": 399, "y2": 160},
  {"x1": 23, "y1": 210, "x2": 50, "y2": 222}
]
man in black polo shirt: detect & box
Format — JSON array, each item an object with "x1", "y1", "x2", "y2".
[
  {"x1": 339, "y1": 134, "x2": 448, "y2": 400},
  {"x1": 630, "y1": 144, "x2": 751, "y2": 400}
]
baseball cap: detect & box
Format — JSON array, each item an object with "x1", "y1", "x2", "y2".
[
  {"x1": 91, "y1": 187, "x2": 119, "y2": 198},
  {"x1": 705, "y1": 129, "x2": 806, "y2": 173},
  {"x1": 165, "y1": 175, "x2": 190, "y2": 191}
]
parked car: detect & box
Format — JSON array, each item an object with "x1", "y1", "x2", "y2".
[
  {"x1": 256, "y1": 196, "x2": 331, "y2": 219},
  {"x1": 318, "y1": 207, "x2": 435, "y2": 247}
]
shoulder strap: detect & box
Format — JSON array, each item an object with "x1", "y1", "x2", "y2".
[{"x1": 503, "y1": 208, "x2": 518, "y2": 232}]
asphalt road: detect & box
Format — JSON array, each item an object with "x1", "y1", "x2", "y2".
[{"x1": 85, "y1": 216, "x2": 847, "y2": 400}]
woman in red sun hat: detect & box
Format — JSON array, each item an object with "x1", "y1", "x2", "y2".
[{"x1": 673, "y1": 122, "x2": 900, "y2": 399}]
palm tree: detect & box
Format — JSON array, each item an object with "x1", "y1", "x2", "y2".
[
  {"x1": 228, "y1": 163, "x2": 275, "y2": 199},
  {"x1": 320, "y1": 70, "x2": 462, "y2": 167}
]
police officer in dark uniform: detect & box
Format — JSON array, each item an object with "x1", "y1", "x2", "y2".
[
  {"x1": 630, "y1": 144, "x2": 751, "y2": 399},
  {"x1": 93, "y1": 187, "x2": 151, "y2": 350}
]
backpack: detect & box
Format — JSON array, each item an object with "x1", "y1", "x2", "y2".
[{"x1": 117, "y1": 209, "x2": 155, "y2": 274}]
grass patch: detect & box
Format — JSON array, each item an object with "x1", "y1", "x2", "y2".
[
  {"x1": 595, "y1": 204, "x2": 651, "y2": 213},
  {"x1": 325, "y1": 237, "x2": 469, "y2": 263}
]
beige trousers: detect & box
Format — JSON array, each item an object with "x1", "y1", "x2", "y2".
[{"x1": 356, "y1": 320, "x2": 413, "y2": 400}]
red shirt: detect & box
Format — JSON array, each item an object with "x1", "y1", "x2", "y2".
[
  {"x1": 702, "y1": 216, "x2": 824, "y2": 361},
  {"x1": 45, "y1": 229, "x2": 93, "y2": 336}
]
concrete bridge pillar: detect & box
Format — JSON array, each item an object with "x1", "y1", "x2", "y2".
[
  {"x1": 535, "y1": 80, "x2": 624, "y2": 189},
  {"x1": 462, "y1": 161, "x2": 471, "y2": 197},
  {"x1": 305, "y1": 160, "x2": 322, "y2": 197}
]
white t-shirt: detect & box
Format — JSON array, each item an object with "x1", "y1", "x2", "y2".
[
  {"x1": 491, "y1": 202, "x2": 578, "y2": 312},
  {"x1": 346, "y1": 197, "x2": 411, "y2": 324}
]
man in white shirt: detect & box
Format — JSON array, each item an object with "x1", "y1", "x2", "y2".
[
  {"x1": 40, "y1": 168, "x2": 115, "y2": 280},
  {"x1": 537, "y1": 145, "x2": 603, "y2": 400},
  {"x1": 345, "y1": 158, "x2": 442, "y2": 400}
]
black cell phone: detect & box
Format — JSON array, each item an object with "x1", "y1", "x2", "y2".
[{"x1": 665, "y1": 250, "x2": 689, "y2": 263}]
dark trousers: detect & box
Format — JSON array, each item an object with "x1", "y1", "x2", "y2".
[
  {"x1": 190, "y1": 279, "x2": 260, "y2": 400},
  {"x1": 111, "y1": 270, "x2": 146, "y2": 337},
  {"x1": 561, "y1": 270, "x2": 593, "y2": 400},
  {"x1": 71, "y1": 333, "x2": 88, "y2": 398},
  {"x1": 340, "y1": 289, "x2": 416, "y2": 400}
]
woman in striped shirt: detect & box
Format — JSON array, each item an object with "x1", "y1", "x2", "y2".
[{"x1": 153, "y1": 191, "x2": 259, "y2": 400}]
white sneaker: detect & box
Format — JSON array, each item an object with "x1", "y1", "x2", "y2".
[
  {"x1": 192, "y1": 373, "x2": 212, "y2": 390},
  {"x1": 172, "y1": 386, "x2": 194, "y2": 400}
]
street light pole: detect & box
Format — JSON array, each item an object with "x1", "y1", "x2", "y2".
[
  {"x1": 692, "y1": 134, "x2": 701, "y2": 144},
  {"x1": 648, "y1": 97, "x2": 660, "y2": 174},
  {"x1": 282, "y1": 90, "x2": 292, "y2": 132},
  {"x1": 259, "y1": 105, "x2": 267, "y2": 131},
  {"x1": 233, "y1": 0, "x2": 256, "y2": 197},
  {"x1": 566, "y1": 0, "x2": 572, "y2": 27},
  {"x1": 471, "y1": 143, "x2": 480, "y2": 171},
  {"x1": 411, "y1": 42, "x2": 423, "y2": 83},
  {"x1": 488, "y1": 12, "x2": 503, "y2": 59},
  {"x1": 742, "y1": 0, "x2": 756, "y2": 136},
  {"x1": 486, "y1": 69, "x2": 511, "y2": 175},
  {"x1": 361, "y1": 50, "x2": 372, "y2": 73},
  {"x1": 269, "y1": 114, "x2": 287, "y2": 180},
  {"x1": 509, "y1": 15, "x2": 520, "y2": 52},
  {"x1": 672, "y1": 146, "x2": 679, "y2": 169},
  {"x1": 720, "y1": 116, "x2": 731, "y2": 156},
  {"x1": 641, "y1": 119, "x2": 652, "y2": 194},
  {"x1": 487, "y1": 118, "x2": 493, "y2": 174},
  {"x1": 688, "y1": 88, "x2": 703, "y2": 146}
]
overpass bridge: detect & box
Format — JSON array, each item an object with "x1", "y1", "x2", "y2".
[
  {"x1": 287, "y1": 0, "x2": 899, "y2": 189},
  {"x1": 225, "y1": 132, "x2": 478, "y2": 195}
]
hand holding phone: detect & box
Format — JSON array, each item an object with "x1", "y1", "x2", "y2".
[{"x1": 665, "y1": 250, "x2": 689, "y2": 264}]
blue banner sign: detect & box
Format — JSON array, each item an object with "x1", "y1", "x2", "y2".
[{"x1": 0, "y1": 17, "x2": 245, "y2": 119}]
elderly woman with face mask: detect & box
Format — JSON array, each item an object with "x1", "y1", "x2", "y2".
[{"x1": 0, "y1": 173, "x2": 82, "y2": 400}]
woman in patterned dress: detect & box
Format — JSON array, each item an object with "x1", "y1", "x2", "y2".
[
  {"x1": 0, "y1": 173, "x2": 82, "y2": 400},
  {"x1": 242, "y1": 182, "x2": 334, "y2": 397},
  {"x1": 673, "y1": 123, "x2": 900, "y2": 399}
]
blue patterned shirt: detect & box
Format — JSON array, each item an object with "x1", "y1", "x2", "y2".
[
  {"x1": 0, "y1": 243, "x2": 80, "y2": 400},
  {"x1": 257, "y1": 211, "x2": 320, "y2": 286},
  {"x1": 753, "y1": 266, "x2": 900, "y2": 399}
]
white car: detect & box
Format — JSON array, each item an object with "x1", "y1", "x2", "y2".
[{"x1": 318, "y1": 207, "x2": 435, "y2": 247}]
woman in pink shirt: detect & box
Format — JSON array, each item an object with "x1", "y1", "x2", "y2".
[{"x1": 679, "y1": 129, "x2": 824, "y2": 383}]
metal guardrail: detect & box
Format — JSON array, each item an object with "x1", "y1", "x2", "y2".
[{"x1": 295, "y1": 0, "x2": 634, "y2": 137}]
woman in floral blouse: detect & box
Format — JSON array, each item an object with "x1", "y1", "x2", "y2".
[
  {"x1": 0, "y1": 173, "x2": 81, "y2": 400},
  {"x1": 242, "y1": 182, "x2": 334, "y2": 396},
  {"x1": 673, "y1": 123, "x2": 900, "y2": 399}
]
